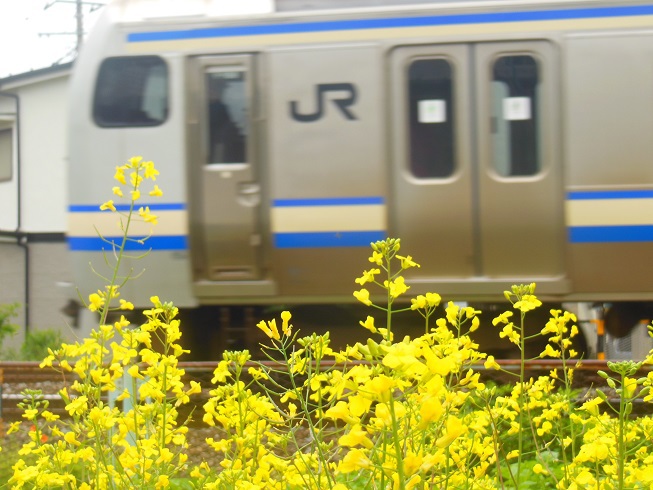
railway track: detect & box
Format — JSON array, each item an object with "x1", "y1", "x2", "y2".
[{"x1": 0, "y1": 359, "x2": 650, "y2": 421}]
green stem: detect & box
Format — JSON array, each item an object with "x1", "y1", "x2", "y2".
[
  {"x1": 283, "y1": 347, "x2": 333, "y2": 488},
  {"x1": 517, "y1": 310, "x2": 526, "y2": 488},
  {"x1": 388, "y1": 394, "x2": 406, "y2": 490},
  {"x1": 617, "y1": 372, "x2": 626, "y2": 490}
]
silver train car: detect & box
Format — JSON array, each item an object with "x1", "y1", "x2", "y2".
[{"x1": 67, "y1": 0, "x2": 653, "y2": 357}]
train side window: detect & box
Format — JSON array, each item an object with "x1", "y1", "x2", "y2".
[
  {"x1": 205, "y1": 69, "x2": 247, "y2": 164},
  {"x1": 407, "y1": 58, "x2": 455, "y2": 179},
  {"x1": 0, "y1": 128, "x2": 12, "y2": 182},
  {"x1": 491, "y1": 55, "x2": 540, "y2": 177},
  {"x1": 93, "y1": 56, "x2": 168, "y2": 127}
]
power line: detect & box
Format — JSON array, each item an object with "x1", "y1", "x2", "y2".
[{"x1": 39, "y1": 0, "x2": 106, "y2": 58}]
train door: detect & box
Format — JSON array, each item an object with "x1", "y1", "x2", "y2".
[
  {"x1": 391, "y1": 41, "x2": 565, "y2": 290},
  {"x1": 187, "y1": 55, "x2": 262, "y2": 282}
]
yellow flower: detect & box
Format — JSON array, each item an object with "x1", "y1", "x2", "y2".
[
  {"x1": 257, "y1": 319, "x2": 280, "y2": 340},
  {"x1": 127, "y1": 155, "x2": 143, "y2": 167},
  {"x1": 99, "y1": 200, "x2": 116, "y2": 212},
  {"x1": 492, "y1": 310, "x2": 513, "y2": 326},
  {"x1": 484, "y1": 355, "x2": 501, "y2": 370},
  {"x1": 499, "y1": 323, "x2": 520, "y2": 345},
  {"x1": 119, "y1": 299, "x2": 134, "y2": 310},
  {"x1": 149, "y1": 185, "x2": 163, "y2": 197},
  {"x1": 130, "y1": 171, "x2": 143, "y2": 188},
  {"x1": 360, "y1": 316, "x2": 377, "y2": 334},
  {"x1": 138, "y1": 206, "x2": 158, "y2": 225},
  {"x1": 114, "y1": 166, "x2": 126, "y2": 185},
  {"x1": 445, "y1": 301, "x2": 460, "y2": 324},
  {"x1": 470, "y1": 316, "x2": 480, "y2": 332},
  {"x1": 369, "y1": 251, "x2": 383, "y2": 265},
  {"x1": 281, "y1": 310, "x2": 292, "y2": 336},
  {"x1": 355, "y1": 268, "x2": 380, "y2": 285},
  {"x1": 579, "y1": 397, "x2": 603, "y2": 417},
  {"x1": 533, "y1": 463, "x2": 548, "y2": 475},
  {"x1": 64, "y1": 431, "x2": 81, "y2": 446},
  {"x1": 506, "y1": 449, "x2": 519, "y2": 459},
  {"x1": 624, "y1": 376, "x2": 638, "y2": 399},
  {"x1": 366, "y1": 375, "x2": 395, "y2": 402},
  {"x1": 338, "y1": 448, "x2": 372, "y2": 473},
  {"x1": 65, "y1": 395, "x2": 88, "y2": 416},
  {"x1": 88, "y1": 292, "x2": 104, "y2": 312},
  {"x1": 112, "y1": 186, "x2": 123, "y2": 197},
  {"x1": 540, "y1": 344, "x2": 561, "y2": 359},
  {"x1": 22, "y1": 408, "x2": 38, "y2": 420},
  {"x1": 144, "y1": 160, "x2": 159, "y2": 180},
  {"x1": 353, "y1": 288, "x2": 372, "y2": 306},
  {"x1": 419, "y1": 395, "x2": 443, "y2": 429},
  {"x1": 397, "y1": 254, "x2": 420, "y2": 269},
  {"x1": 384, "y1": 276, "x2": 409, "y2": 298},
  {"x1": 130, "y1": 189, "x2": 140, "y2": 201},
  {"x1": 436, "y1": 415, "x2": 466, "y2": 448},
  {"x1": 338, "y1": 425, "x2": 374, "y2": 449},
  {"x1": 514, "y1": 294, "x2": 542, "y2": 312}
]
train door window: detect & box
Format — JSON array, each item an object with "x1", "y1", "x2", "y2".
[
  {"x1": 408, "y1": 58, "x2": 455, "y2": 178},
  {"x1": 0, "y1": 128, "x2": 11, "y2": 182},
  {"x1": 205, "y1": 69, "x2": 247, "y2": 164},
  {"x1": 491, "y1": 55, "x2": 540, "y2": 177},
  {"x1": 93, "y1": 56, "x2": 168, "y2": 127}
]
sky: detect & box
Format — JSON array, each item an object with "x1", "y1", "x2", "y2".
[{"x1": 0, "y1": 0, "x2": 108, "y2": 79}]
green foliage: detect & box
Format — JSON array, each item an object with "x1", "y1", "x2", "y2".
[
  {"x1": 19, "y1": 329, "x2": 65, "y2": 361},
  {"x1": 0, "y1": 302, "x2": 19, "y2": 351}
]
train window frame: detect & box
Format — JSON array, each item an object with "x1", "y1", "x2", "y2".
[
  {"x1": 489, "y1": 53, "x2": 542, "y2": 178},
  {"x1": 204, "y1": 66, "x2": 249, "y2": 166},
  {"x1": 93, "y1": 55, "x2": 169, "y2": 128},
  {"x1": 406, "y1": 56, "x2": 457, "y2": 180},
  {"x1": 0, "y1": 128, "x2": 12, "y2": 182}
]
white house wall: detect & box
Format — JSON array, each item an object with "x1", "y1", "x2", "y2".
[
  {"x1": 0, "y1": 66, "x2": 75, "y2": 351},
  {"x1": 14, "y1": 75, "x2": 68, "y2": 233}
]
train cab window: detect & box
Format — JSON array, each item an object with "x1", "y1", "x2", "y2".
[
  {"x1": 93, "y1": 56, "x2": 168, "y2": 127},
  {"x1": 407, "y1": 58, "x2": 455, "y2": 179},
  {"x1": 205, "y1": 69, "x2": 247, "y2": 164},
  {"x1": 491, "y1": 55, "x2": 540, "y2": 177},
  {"x1": 0, "y1": 128, "x2": 12, "y2": 182}
]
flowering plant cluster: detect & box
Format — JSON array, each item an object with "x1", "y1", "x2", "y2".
[
  {"x1": 3, "y1": 160, "x2": 653, "y2": 489},
  {"x1": 200, "y1": 241, "x2": 653, "y2": 490}
]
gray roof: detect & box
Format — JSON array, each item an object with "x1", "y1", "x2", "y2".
[{"x1": 0, "y1": 62, "x2": 73, "y2": 89}]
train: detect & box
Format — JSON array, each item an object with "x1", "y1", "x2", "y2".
[{"x1": 66, "y1": 0, "x2": 653, "y2": 359}]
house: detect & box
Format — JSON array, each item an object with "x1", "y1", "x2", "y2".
[{"x1": 0, "y1": 63, "x2": 75, "y2": 351}]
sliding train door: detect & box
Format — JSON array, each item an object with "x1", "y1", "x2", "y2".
[
  {"x1": 187, "y1": 55, "x2": 263, "y2": 283},
  {"x1": 391, "y1": 41, "x2": 565, "y2": 293}
]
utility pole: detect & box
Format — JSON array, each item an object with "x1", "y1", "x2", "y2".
[
  {"x1": 42, "y1": 0, "x2": 106, "y2": 60},
  {"x1": 76, "y1": 0, "x2": 84, "y2": 53}
]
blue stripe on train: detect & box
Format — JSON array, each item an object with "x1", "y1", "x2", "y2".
[
  {"x1": 128, "y1": 5, "x2": 653, "y2": 43},
  {"x1": 69, "y1": 203, "x2": 186, "y2": 212},
  {"x1": 273, "y1": 197, "x2": 384, "y2": 207},
  {"x1": 68, "y1": 235, "x2": 188, "y2": 251},
  {"x1": 567, "y1": 190, "x2": 653, "y2": 200},
  {"x1": 569, "y1": 225, "x2": 653, "y2": 243},
  {"x1": 274, "y1": 231, "x2": 385, "y2": 248}
]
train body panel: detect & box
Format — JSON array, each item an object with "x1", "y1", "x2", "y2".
[{"x1": 67, "y1": 0, "x2": 653, "y2": 321}]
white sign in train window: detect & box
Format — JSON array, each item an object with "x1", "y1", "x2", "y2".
[
  {"x1": 503, "y1": 97, "x2": 531, "y2": 121},
  {"x1": 418, "y1": 99, "x2": 446, "y2": 123}
]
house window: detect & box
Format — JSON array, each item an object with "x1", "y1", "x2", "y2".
[{"x1": 0, "y1": 128, "x2": 12, "y2": 182}]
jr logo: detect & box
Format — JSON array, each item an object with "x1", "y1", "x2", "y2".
[{"x1": 290, "y1": 83, "x2": 358, "y2": 122}]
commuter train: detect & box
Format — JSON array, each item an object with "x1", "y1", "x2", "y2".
[{"x1": 67, "y1": 0, "x2": 653, "y2": 358}]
